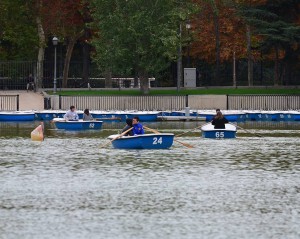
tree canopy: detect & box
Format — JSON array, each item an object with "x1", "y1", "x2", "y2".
[
  {"x1": 0, "y1": 0, "x2": 299, "y2": 88},
  {"x1": 90, "y1": 0, "x2": 195, "y2": 93}
]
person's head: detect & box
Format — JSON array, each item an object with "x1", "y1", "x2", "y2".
[
  {"x1": 70, "y1": 106, "x2": 76, "y2": 112},
  {"x1": 126, "y1": 118, "x2": 133, "y2": 127},
  {"x1": 216, "y1": 109, "x2": 220, "y2": 113},
  {"x1": 216, "y1": 111, "x2": 223, "y2": 119},
  {"x1": 84, "y1": 109, "x2": 90, "y2": 115},
  {"x1": 132, "y1": 116, "x2": 140, "y2": 125}
]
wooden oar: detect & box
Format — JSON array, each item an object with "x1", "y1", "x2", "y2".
[
  {"x1": 100, "y1": 127, "x2": 133, "y2": 148},
  {"x1": 175, "y1": 122, "x2": 210, "y2": 137},
  {"x1": 230, "y1": 123, "x2": 263, "y2": 137},
  {"x1": 144, "y1": 126, "x2": 194, "y2": 148}
]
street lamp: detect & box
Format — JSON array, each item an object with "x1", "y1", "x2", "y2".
[
  {"x1": 186, "y1": 22, "x2": 191, "y2": 67},
  {"x1": 52, "y1": 37, "x2": 58, "y2": 93}
]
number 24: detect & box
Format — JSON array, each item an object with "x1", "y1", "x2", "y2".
[{"x1": 153, "y1": 137, "x2": 162, "y2": 144}]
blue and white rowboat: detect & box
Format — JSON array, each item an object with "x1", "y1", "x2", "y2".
[
  {"x1": 107, "y1": 133, "x2": 174, "y2": 149},
  {"x1": 53, "y1": 118, "x2": 103, "y2": 130},
  {"x1": 201, "y1": 123, "x2": 237, "y2": 139},
  {"x1": 0, "y1": 111, "x2": 35, "y2": 121}
]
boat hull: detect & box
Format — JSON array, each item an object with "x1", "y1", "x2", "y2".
[
  {"x1": 201, "y1": 123, "x2": 237, "y2": 139},
  {"x1": 53, "y1": 119, "x2": 103, "y2": 130},
  {"x1": 0, "y1": 112, "x2": 35, "y2": 121},
  {"x1": 108, "y1": 133, "x2": 174, "y2": 149}
]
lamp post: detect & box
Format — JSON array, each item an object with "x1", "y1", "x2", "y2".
[
  {"x1": 186, "y1": 22, "x2": 191, "y2": 67},
  {"x1": 52, "y1": 37, "x2": 58, "y2": 93}
]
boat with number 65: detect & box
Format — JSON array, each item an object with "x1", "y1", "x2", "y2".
[
  {"x1": 201, "y1": 123, "x2": 237, "y2": 139},
  {"x1": 107, "y1": 133, "x2": 174, "y2": 149},
  {"x1": 52, "y1": 118, "x2": 103, "y2": 130}
]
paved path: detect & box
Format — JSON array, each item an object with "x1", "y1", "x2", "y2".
[{"x1": 0, "y1": 90, "x2": 44, "y2": 110}]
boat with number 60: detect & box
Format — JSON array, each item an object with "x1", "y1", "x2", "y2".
[
  {"x1": 52, "y1": 118, "x2": 103, "y2": 130},
  {"x1": 201, "y1": 123, "x2": 237, "y2": 139},
  {"x1": 107, "y1": 133, "x2": 174, "y2": 149}
]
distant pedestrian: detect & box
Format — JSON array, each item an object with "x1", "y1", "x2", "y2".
[{"x1": 26, "y1": 74, "x2": 35, "y2": 92}]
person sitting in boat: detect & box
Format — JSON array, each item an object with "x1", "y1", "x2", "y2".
[
  {"x1": 211, "y1": 111, "x2": 229, "y2": 129},
  {"x1": 212, "y1": 108, "x2": 221, "y2": 120},
  {"x1": 132, "y1": 116, "x2": 144, "y2": 135},
  {"x1": 83, "y1": 108, "x2": 93, "y2": 121},
  {"x1": 121, "y1": 118, "x2": 134, "y2": 136},
  {"x1": 64, "y1": 105, "x2": 79, "y2": 121}
]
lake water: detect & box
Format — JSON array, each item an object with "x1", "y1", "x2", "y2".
[{"x1": 0, "y1": 121, "x2": 300, "y2": 239}]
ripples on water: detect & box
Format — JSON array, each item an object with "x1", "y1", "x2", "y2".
[{"x1": 0, "y1": 122, "x2": 299, "y2": 239}]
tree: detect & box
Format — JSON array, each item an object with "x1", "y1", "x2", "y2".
[
  {"x1": 241, "y1": 2, "x2": 300, "y2": 86},
  {"x1": 90, "y1": 0, "x2": 194, "y2": 94},
  {"x1": 191, "y1": 0, "x2": 248, "y2": 85},
  {"x1": 0, "y1": 0, "x2": 38, "y2": 60},
  {"x1": 41, "y1": 0, "x2": 89, "y2": 88}
]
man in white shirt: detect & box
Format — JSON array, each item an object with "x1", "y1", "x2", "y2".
[{"x1": 64, "y1": 106, "x2": 79, "y2": 121}]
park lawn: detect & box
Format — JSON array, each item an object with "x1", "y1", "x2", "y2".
[{"x1": 46, "y1": 88, "x2": 300, "y2": 96}]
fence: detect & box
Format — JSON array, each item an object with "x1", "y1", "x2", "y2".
[
  {"x1": 227, "y1": 95, "x2": 300, "y2": 110},
  {"x1": 58, "y1": 95, "x2": 186, "y2": 111},
  {"x1": 53, "y1": 94, "x2": 300, "y2": 111},
  {"x1": 0, "y1": 95, "x2": 19, "y2": 111}
]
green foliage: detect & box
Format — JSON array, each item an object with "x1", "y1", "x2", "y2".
[
  {"x1": 239, "y1": 3, "x2": 300, "y2": 52},
  {"x1": 0, "y1": 0, "x2": 38, "y2": 60},
  {"x1": 90, "y1": 0, "x2": 195, "y2": 76}
]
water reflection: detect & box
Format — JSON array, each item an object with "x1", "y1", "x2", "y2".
[{"x1": 1, "y1": 121, "x2": 300, "y2": 138}]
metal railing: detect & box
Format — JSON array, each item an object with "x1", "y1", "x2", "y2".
[
  {"x1": 59, "y1": 95, "x2": 186, "y2": 111},
  {"x1": 227, "y1": 95, "x2": 300, "y2": 110},
  {"x1": 53, "y1": 94, "x2": 300, "y2": 111},
  {"x1": 0, "y1": 95, "x2": 19, "y2": 111}
]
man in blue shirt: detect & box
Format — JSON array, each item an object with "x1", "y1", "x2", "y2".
[{"x1": 132, "y1": 116, "x2": 144, "y2": 135}]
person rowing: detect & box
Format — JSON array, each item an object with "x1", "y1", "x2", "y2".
[
  {"x1": 132, "y1": 116, "x2": 144, "y2": 135},
  {"x1": 121, "y1": 118, "x2": 134, "y2": 136},
  {"x1": 211, "y1": 111, "x2": 229, "y2": 129}
]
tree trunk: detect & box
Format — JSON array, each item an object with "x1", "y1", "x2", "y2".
[
  {"x1": 209, "y1": 0, "x2": 221, "y2": 85},
  {"x1": 274, "y1": 46, "x2": 279, "y2": 86},
  {"x1": 104, "y1": 70, "x2": 112, "y2": 88},
  {"x1": 233, "y1": 50, "x2": 236, "y2": 88},
  {"x1": 62, "y1": 38, "x2": 76, "y2": 88},
  {"x1": 82, "y1": 28, "x2": 90, "y2": 85},
  {"x1": 213, "y1": 13, "x2": 220, "y2": 85},
  {"x1": 138, "y1": 70, "x2": 149, "y2": 95},
  {"x1": 36, "y1": 15, "x2": 45, "y2": 89},
  {"x1": 246, "y1": 25, "x2": 253, "y2": 86}
]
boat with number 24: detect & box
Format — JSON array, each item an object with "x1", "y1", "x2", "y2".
[
  {"x1": 201, "y1": 123, "x2": 237, "y2": 139},
  {"x1": 52, "y1": 118, "x2": 103, "y2": 130},
  {"x1": 107, "y1": 133, "x2": 174, "y2": 149}
]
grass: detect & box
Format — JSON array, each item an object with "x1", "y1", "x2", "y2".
[{"x1": 46, "y1": 87, "x2": 300, "y2": 96}]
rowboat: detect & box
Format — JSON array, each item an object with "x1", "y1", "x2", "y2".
[
  {"x1": 52, "y1": 118, "x2": 103, "y2": 130},
  {"x1": 201, "y1": 123, "x2": 237, "y2": 139},
  {"x1": 107, "y1": 133, "x2": 174, "y2": 149},
  {"x1": 0, "y1": 111, "x2": 35, "y2": 121}
]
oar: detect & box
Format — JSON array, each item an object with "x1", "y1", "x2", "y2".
[
  {"x1": 100, "y1": 127, "x2": 133, "y2": 148},
  {"x1": 230, "y1": 123, "x2": 263, "y2": 137},
  {"x1": 144, "y1": 126, "x2": 194, "y2": 148},
  {"x1": 175, "y1": 122, "x2": 210, "y2": 137}
]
